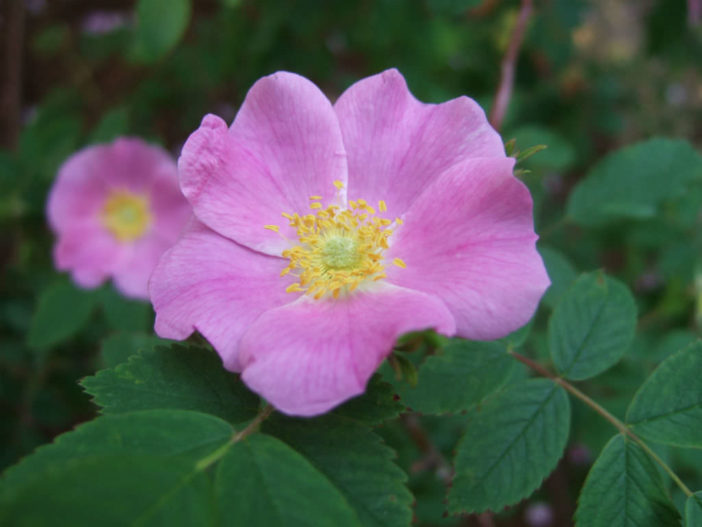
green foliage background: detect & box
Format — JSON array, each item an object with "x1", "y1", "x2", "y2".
[{"x1": 1, "y1": 0, "x2": 701, "y2": 525}]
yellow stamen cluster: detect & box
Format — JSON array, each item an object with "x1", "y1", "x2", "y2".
[
  {"x1": 101, "y1": 189, "x2": 152, "y2": 242},
  {"x1": 271, "y1": 182, "x2": 405, "y2": 300}
]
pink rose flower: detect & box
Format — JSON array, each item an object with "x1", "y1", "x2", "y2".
[
  {"x1": 150, "y1": 69, "x2": 550, "y2": 416},
  {"x1": 48, "y1": 138, "x2": 191, "y2": 300}
]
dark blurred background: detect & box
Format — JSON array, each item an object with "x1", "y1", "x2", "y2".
[{"x1": 1, "y1": 1, "x2": 701, "y2": 525}]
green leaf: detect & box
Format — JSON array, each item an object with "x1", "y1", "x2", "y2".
[
  {"x1": 215, "y1": 433, "x2": 361, "y2": 526},
  {"x1": 626, "y1": 341, "x2": 702, "y2": 448},
  {"x1": 686, "y1": 493, "x2": 702, "y2": 527},
  {"x1": 1, "y1": 456, "x2": 213, "y2": 527},
  {"x1": 27, "y1": 280, "x2": 98, "y2": 350},
  {"x1": 264, "y1": 415, "x2": 412, "y2": 527},
  {"x1": 97, "y1": 286, "x2": 152, "y2": 332},
  {"x1": 449, "y1": 379, "x2": 570, "y2": 514},
  {"x1": 82, "y1": 344, "x2": 260, "y2": 424},
  {"x1": 0, "y1": 410, "x2": 233, "y2": 527},
  {"x1": 131, "y1": 0, "x2": 191, "y2": 63},
  {"x1": 1, "y1": 410, "x2": 233, "y2": 489},
  {"x1": 548, "y1": 272, "x2": 637, "y2": 380},
  {"x1": 426, "y1": 0, "x2": 481, "y2": 15},
  {"x1": 399, "y1": 340, "x2": 514, "y2": 414},
  {"x1": 567, "y1": 138, "x2": 702, "y2": 227},
  {"x1": 575, "y1": 435, "x2": 680, "y2": 527},
  {"x1": 99, "y1": 332, "x2": 171, "y2": 369},
  {"x1": 539, "y1": 245, "x2": 578, "y2": 309},
  {"x1": 333, "y1": 374, "x2": 403, "y2": 424},
  {"x1": 89, "y1": 106, "x2": 130, "y2": 143}
]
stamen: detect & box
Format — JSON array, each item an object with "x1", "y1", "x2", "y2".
[
  {"x1": 277, "y1": 184, "x2": 405, "y2": 300},
  {"x1": 393, "y1": 258, "x2": 407, "y2": 269},
  {"x1": 264, "y1": 225, "x2": 280, "y2": 232}
]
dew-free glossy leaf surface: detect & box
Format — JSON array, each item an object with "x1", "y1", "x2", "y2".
[
  {"x1": 575, "y1": 435, "x2": 680, "y2": 527},
  {"x1": 449, "y1": 379, "x2": 570, "y2": 514},
  {"x1": 549, "y1": 272, "x2": 636, "y2": 380},
  {"x1": 686, "y1": 493, "x2": 702, "y2": 527},
  {"x1": 265, "y1": 415, "x2": 412, "y2": 527},
  {"x1": 627, "y1": 341, "x2": 702, "y2": 448},
  {"x1": 0, "y1": 410, "x2": 233, "y2": 527},
  {"x1": 399, "y1": 340, "x2": 513, "y2": 414},
  {"x1": 216, "y1": 433, "x2": 361, "y2": 527},
  {"x1": 82, "y1": 344, "x2": 259, "y2": 424}
]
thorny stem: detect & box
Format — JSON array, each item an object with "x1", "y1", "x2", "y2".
[
  {"x1": 195, "y1": 404, "x2": 273, "y2": 471},
  {"x1": 508, "y1": 350, "x2": 694, "y2": 498},
  {"x1": 489, "y1": 0, "x2": 533, "y2": 131}
]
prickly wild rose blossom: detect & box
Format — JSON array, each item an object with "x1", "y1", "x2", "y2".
[
  {"x1": 150, "y1": 69, "x2": 550, "y2": 416},
  {"x1": 48, "y1": 138, "x2": 191, "y2": 299}
]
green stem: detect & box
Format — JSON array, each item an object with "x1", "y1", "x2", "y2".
[
  {"x1": 508, "y1": 350, "x2": 693, "y2": 498},
  {"x1": 195, "y1": 404, "x2": 273, "y2": 471}
]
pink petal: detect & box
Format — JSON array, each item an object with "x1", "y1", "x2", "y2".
[
  {"x1": 238, "y1": 285, "x2": 456, "y2": 416},
  {"x1": 149, "y1": 220, "x2": 297, "y2": 371},
  {"x1": 111, "y1": 235, "x2": 170, "y2": 300},
  {"x1": 179, "y1": 72, "x2": 348, "y2": 256},
  {"x1": 386, "y1": 157, "x2": 550, "y2": 340},
  {"x1": 53, "y1": 224, "x2": 128, "y2": 289},
  {"x1": 47, "y1": 149, "x2": 109, "y2": 233},
  {"x1": 334, "y1": 69, "x2": 505, "y2": 220}
]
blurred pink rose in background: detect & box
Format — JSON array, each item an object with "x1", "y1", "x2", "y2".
[{"x1": 47, "y1": 138, "x2": 191, "y2": 299}]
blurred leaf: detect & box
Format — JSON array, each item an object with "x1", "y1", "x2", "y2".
[
  {"x1": 539, "y1": 245, "x2": 578, "y2": 309},
  {"x1": 449, "y1": 379, "x2": 570, "y2": 514},
  {"x1": 0, "y1": 410, "x2": 231, "y2": 527},
  {"x1": 687, "y1": 493, "x2": 702, "y2": 527},
  {"x1": 575, "y1": 435, "x2": 680, "y2": 527},
  {"x1": 426, "y1": 0, "x2": 482, "y2": 16},
  {"x1": 398, "y1": 340, "x2": 514, "y2": 414},
  {"x1": 215, "y1": 433, "x2": 361, "y2": 526},
  {"x1": 82, "y1": 344, "x2": 259, "y2": 424},
  {"x1": 32, "y1": 25, "x2": 69, "y2": 57},
  {"x1": 626, "y1": 341, "x2": 702, "y2": 448},
  {"x1": 333, "y1": 374, "x2": 403, "y2": 424},
  {"x1": 27, "y1": 281, "x2": 98, "y2": 351},
  {"x1": 131, "y1": 0, "x2": 192, "y2": 63},
  {"x1": 99, "y1": 332, "x2": 168, "y2": 368},
  {"x1": 264, "y1": 415, "x2": 412, "y2": 527},
  {"x1": 89, "y1": 107, "x2": 130, "y2": 143},
  {"x1": 19, "y1": 89, "x2": 82, "y2": 182},
  {"x1": 567, "y1": 138, "x2": 702, "y2": 227},
  {"x1": 97, "y1": 286, "x2": 151, "y2": 332},
  {"x1": 510, "y1": 125, "x2": 576, "y2": 171},
  {"x1": 548, "y1": 272, "x2": 637, "y2": 380}
]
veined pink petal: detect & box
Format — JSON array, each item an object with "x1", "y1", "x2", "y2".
[
  {"x1": 334, "y1": 69, "x2": 504, "y2": 220},
  {"x1": 149, "y1": 220, "x2": 297, "y2": 371},
  {"x1": 238, "y1": 284, "x2": 456, "y2": 416},
  {"x1": 179, "y1": 72, "x2": 348, "y2": 256},
  {"x1": 386, "y1": 157, "x2": 550, "y2": 340}
]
